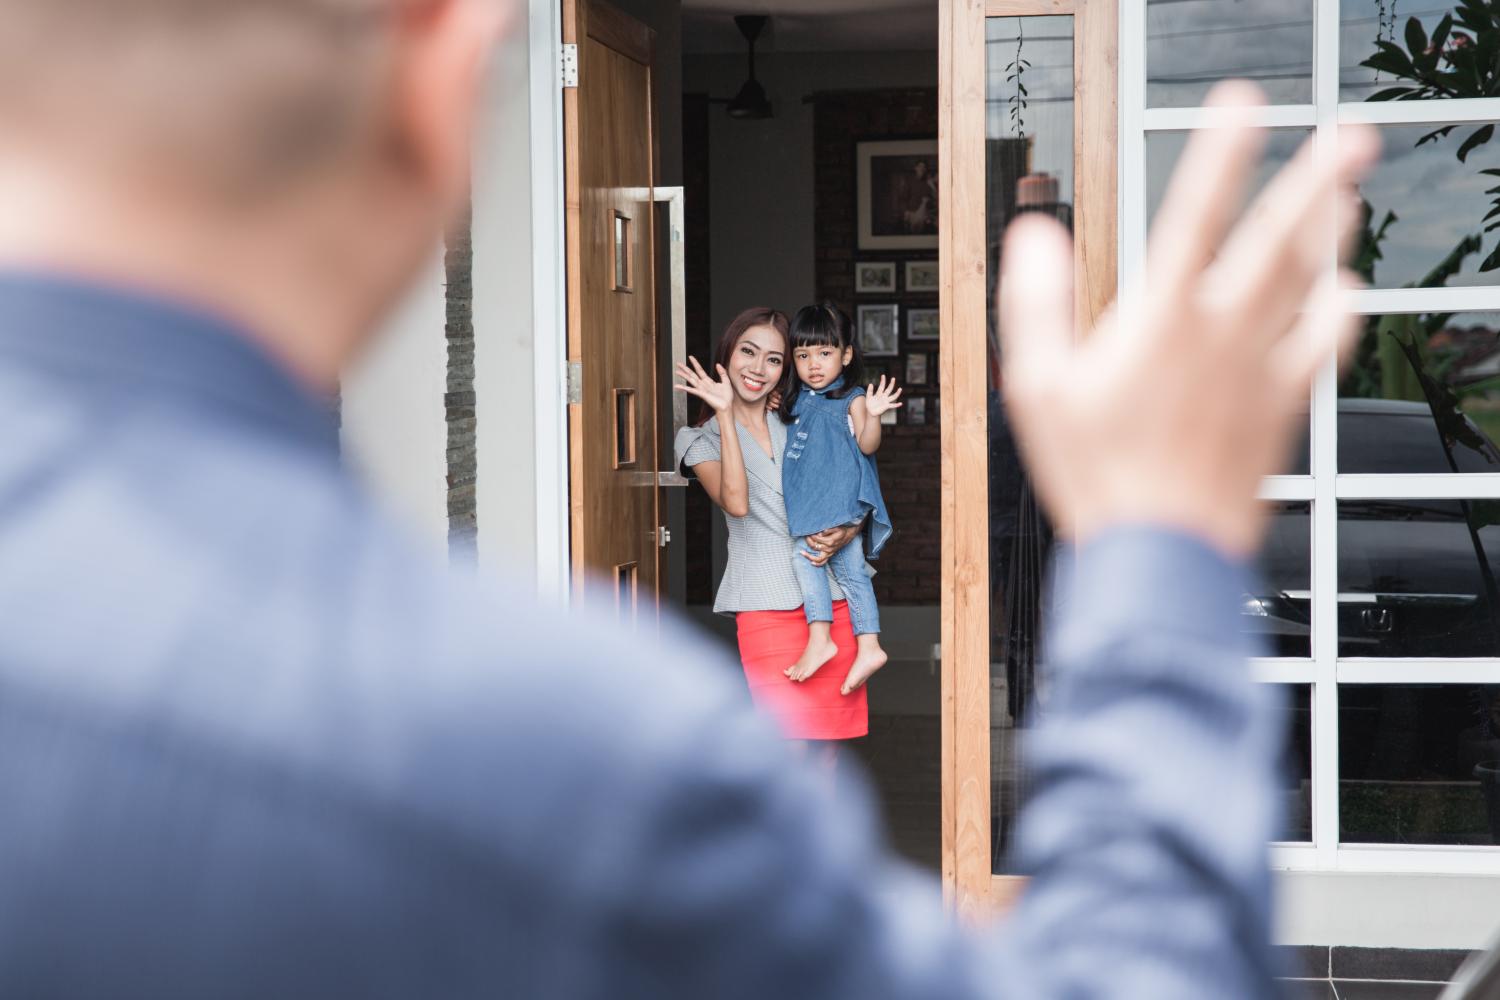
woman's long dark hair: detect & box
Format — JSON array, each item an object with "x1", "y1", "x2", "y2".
[
  {"x1": 694, "y1": 306, "x2": 790, "y2": 426},
  {"x1": 778, "y1": 302, "x2": 861, "y2": 425}
]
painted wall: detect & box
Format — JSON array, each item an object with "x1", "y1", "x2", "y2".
[
  {"x1": 473, "y1": 12, "x2": 541, "y2": 580},
  {"x1": 339, "y1": 254, "x2": 450, "y2": 550},
  {"x1": 682, "y1": 50, "x2": 937, "y2": 342}
]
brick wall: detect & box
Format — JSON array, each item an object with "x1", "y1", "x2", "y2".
[
  {"x1": 812, "y1": 88, "x2": 941, "y2": 605},
  {"x1": 444, "y1": 206, "x2": 478, "y2": 561}
]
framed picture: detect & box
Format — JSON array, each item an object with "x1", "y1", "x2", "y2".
[
  {"x1": 905, "y1": 353, "x2": 928, "y2": 386},
  {"x1": 906, "y1": 397, "x2": 927, "y2": 426},
  {"x1": 857, "y1": 139, "x2": 939, "y2": 250},
  {"x1": 854, "y1": 261, "x2": 897, "y2": 294},
  {"x1": 908, "y1": 307, "x2": 940, "y2": 342},
  {"x1": 857, "y1": 304, "x2": 900, "y2": 357},
  {"x1": 879, "y1": 408, "x2": 899, "y2": 426},
  {"x1": 905, "y1": 260, "x2": 940, "y2": 292}
]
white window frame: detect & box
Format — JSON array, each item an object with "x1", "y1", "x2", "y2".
[{"x1": 1122, "y1": 0, "x2": 1500, "y2": 876}]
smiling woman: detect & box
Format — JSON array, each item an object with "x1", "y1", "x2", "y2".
[{"x1": 674, "y1": 306, "x2": 872, "y2": 745}]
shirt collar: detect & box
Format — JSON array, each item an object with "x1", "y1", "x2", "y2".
[
  {"x1": 0, "y1": 272, "x2": 339, "y2": 456},
  {"x1": 808, "y1": 374, "x2": 845, "y2": 395}
]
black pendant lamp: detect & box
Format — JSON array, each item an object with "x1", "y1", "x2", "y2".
[{"x1": 726, "y1": 15, "x2": 772, "y2": 120}]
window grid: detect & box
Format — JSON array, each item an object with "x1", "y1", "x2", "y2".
[{"x1": 1124, "y1": 0, "x2": 1500, "y2": 874}]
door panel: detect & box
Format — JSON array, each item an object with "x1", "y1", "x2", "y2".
[{"x1": 564, "y1": 0, "x2": 661, "y2": 622}]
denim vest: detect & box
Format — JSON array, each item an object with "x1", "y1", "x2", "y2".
[{"x1": 782, "y1": 376, "x2": 893, "y2": 558}]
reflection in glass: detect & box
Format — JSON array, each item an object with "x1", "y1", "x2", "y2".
[
  {"x1": 1146, "y1": 0, "x2": 1313, "y2": 107},
  {"x1": 1340, "y1": 684, "x2": 1500, "y2": 846},
  {"x1": 1340, "y1": 2, "x2": 1500, "y2": 103},
  {"x1": 1280, "y1": 684, "x2": 1313, "y2": 842},
  {"x1": 1338, "y1": 500, "x2": 1500, "y2": 656},
  {"x1": 1355, "y1": 123, "x2": 1500, "y2": 288},
  {"x1": 1146, "y1": 130, "x2": 1309, "y2": 239},
  {"x1": 1246, "y1": 503, "x2": 1312, "y2": 658},
  {"x1": 1340, "y1": 312, "x2": 1500, "y2": 473},
  {"x1": 987, "y1": 15, "x2": 1073, "y2": 875}
]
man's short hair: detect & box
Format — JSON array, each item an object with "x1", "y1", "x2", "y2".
[{"x1": 0, "y1": 0, "x2": 404, "y2": 196}]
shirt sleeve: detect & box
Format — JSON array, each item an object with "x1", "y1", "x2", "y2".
[
  {"x1": 674, "y1": 423, "x2": 721, "y2": 477},
  {"x1": 600, "y1": 526, "x2": 1280, "y2": 1000}
]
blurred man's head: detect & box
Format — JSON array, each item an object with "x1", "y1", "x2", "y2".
[{"x1": 0, "y1": 0, "x2": 508, "y2": 384}]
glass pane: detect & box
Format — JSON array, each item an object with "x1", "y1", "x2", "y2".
[
  {"x1": 1341, "y1": 1, "x2": 1500, "y2": 102},
  {"x1": 1355, "y1": 123, "x2": 1500, "y2": 289},
  {"x1": 1147, "y1": 129, "x2": 1309, "y2": 239},
  {"x1": 1279, "y1": 684, "x2": 1314, "y2": 842},
  {"x1": 1339, "y1": 499, "x2": 1500, "y2": 656},
  {"x1": 1248, "y1": 502, "x2": 1313, "y2": 658},
  {"x1": 1147, "y1": 130, "x2": 1313, "y2": 477},
  {"x1": 1340, "y1": 311, "x2": 1500, "y2": 473},
  {"x1": 1340, "y1": 683, "x2": 1500, "y2": 846},
  {"x1": 1146, "y1": 0, "x2": 1314, "y2": 108},
  {"x1": 987, "y1": 14, "x2": 1074, "y2": 876}
]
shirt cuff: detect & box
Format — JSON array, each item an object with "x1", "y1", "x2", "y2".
[{"x1": 1051, "y1": 526, "x2": 1262, "y2": 657}]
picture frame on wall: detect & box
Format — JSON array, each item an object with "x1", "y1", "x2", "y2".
[
  {"x1": 908, "y1": 307, "x2": 940, "y2": 342},
  {"x1": 905, "y1": 260, "x2": 940, "y2": 292},
  {"x1": 856, "y1": 304, "x2": 900, "y2": 357},
  {"x1": 905, "y1": 353, "x2": 927, "y2": 386},
  {"x1": 857, "y1": 139, "x2": 939, "y2": 251},
  {"x1": 906, "y1": 397, "x2": 927, "y2": 426},
  {"x1": 854, "y1": 261, "x2": 897, "y2": 294}
]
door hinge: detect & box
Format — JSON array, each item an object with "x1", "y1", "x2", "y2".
[
  {"x1": 559, "y1": 44, "x2": 579, "y2": 89},
  {"x1": 566, "y1": 361, "x2": 583, "y2": 405}
]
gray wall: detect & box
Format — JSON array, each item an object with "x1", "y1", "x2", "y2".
[{"x1": 683, "y1": 50, "x2": 937, "y2": 338}]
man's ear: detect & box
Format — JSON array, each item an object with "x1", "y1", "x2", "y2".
[{"x1": 389, "y1": 0, "x2": 511, "y2": 210}]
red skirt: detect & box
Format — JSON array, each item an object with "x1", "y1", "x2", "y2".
[{"x1": 735, "y1": 601, "x2": 869, "y2": 741}]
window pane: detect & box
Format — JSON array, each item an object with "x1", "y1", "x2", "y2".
[
  {"x1": 1147, "y1": 130, "x2": 1310, "y2": 239},
  {"x1": 1248, "y1": 503, "x2": 1313, "y2": 658},
  {"x1": 1355, "y1": 123, "x2": 1500, "y2": 290},
  {"x1": 1338, "y1": 499, "x2": 1500, "y2": 656},
  {"x1": 1340, "y1": 311, "x2": 1500, "y2": 473},
  {"x1": 1340, "y1": 683, "x2": 1500, "y2": 846},
  {"x1": 1341, "y1": 1, "x2": 1500, "y2": 102},
  {"x1": 1280, "y1": 684, "x2": 1314, "y2": 843},
  {"x1": 1146, "y1": 0, "x2": 1314, "y2": 108},
  {"x1": 987, "y1": 14, "x2": 1074, "y2": 876}
]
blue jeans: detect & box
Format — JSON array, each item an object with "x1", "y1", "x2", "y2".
[{"x1": 793, "y1": 535, "x2": 880, "y2": 636}]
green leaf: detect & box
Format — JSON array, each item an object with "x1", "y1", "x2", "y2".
[
  {"x1": 1482, "y1": 242, "x2": 1500, "y2": 272},
  {"x1": 1487, "y1": 220, "x2": 1500, "y2": 232},
  {"x1": 1368, "y1": 86, "x2": 1419, "y2": 101},
  {"x1": 1417, "y1": 125, "x2": 1459, "y2": 147},
  {"x1": 1406, "y1": 15, "x2": 1430, "y2": 59},
  {"x1": 1482, "y1": 169, "x2": 1500, "y2": 177},
  {"x1": 1458, "y1": 124, "x2": 1496, "y2": 162},
  {"x1": 1433, "y1": 13, "x2": 1455, "y2": 52},
  {"x1": 1484, "y1": 205, "x2": 1500, "y2": 222}
]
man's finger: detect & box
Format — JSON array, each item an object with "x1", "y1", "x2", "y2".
[
  {"x1": 1208, "y1": 124, "x2": 1379, "y2": 344},
  {"x1": 999, "y1": 215, "x2": 1074, "y2": 385},
  {"x1": 1148, "y1": 81, "x2": 1268, "y2": 298}
]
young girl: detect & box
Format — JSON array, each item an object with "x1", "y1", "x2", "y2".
[{"x1": 780, "y1": 303, "x2": 900, "y2": 696}]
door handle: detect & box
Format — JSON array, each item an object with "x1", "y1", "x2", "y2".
[{"x1": 654, "y1": 186, "x2": 689, "y2": 487}]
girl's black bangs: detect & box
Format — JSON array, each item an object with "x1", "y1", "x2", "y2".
[{"x1": 790, "y1": 326, "x2": 844, "y2": 349}]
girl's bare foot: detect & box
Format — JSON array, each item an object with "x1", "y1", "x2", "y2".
[
  {"x1": 841, "y1": 638, "x2": 887, "y2": 695},
  {"x1": 786, "y1": 633, "x2": 839, "y2": 682}
]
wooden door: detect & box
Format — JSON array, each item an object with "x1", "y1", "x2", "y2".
[
  {"x1": 938, "y1": 0, "x2": 1117, "y2": 915},
  {"x1": 564, "y1": 0, "x2": 662, "y2": 622}
]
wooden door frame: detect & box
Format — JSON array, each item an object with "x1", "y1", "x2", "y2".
[{"x1": 938, "y1": 0, "x2": 1117, "y2": 916}]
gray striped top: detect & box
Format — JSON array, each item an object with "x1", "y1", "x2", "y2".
[{"x1": 675, "y1": 415, "x2": 855, "y2": 616}]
